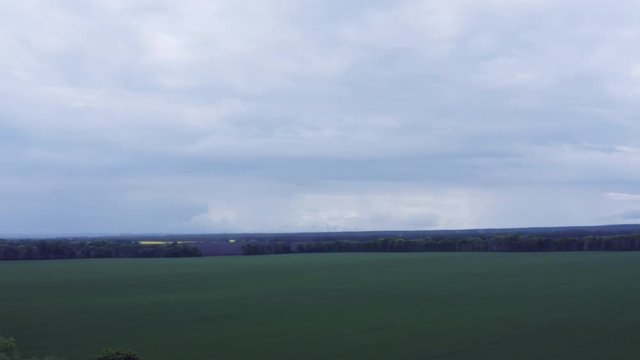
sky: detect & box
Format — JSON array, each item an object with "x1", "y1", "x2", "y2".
[{"x1": 1, "y1": 0, "x2": 640, "y2": 234}]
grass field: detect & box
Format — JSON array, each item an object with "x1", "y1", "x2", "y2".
[{"x1": 1, "y1": 253, "x2": 640, "y2": 360}]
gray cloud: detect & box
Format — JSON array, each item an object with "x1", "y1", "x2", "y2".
[
  {"x1": 1, "y1": 0, "x2": 640, "y2": 234},
  {"x1": 619, "y1": 209, "x2": 640, "y2": 220}
]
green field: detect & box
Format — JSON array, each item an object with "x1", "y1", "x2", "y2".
[{"x1": 2, "y1": 253, "x2": 640, "y2": 360}]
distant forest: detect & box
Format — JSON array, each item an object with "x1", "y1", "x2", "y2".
[
  {"x1": 4, "y1": 224, "x2": 640, "y2": 260},
  {"x1": 242, "y1": 233, "x2": 640, "y2": 255},
  {"x1": 0, "y1": 240, "x2": 202, "y2": 261}
]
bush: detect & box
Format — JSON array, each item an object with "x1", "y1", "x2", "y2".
[
  {"x1": 0, "y1": 336, "x2": 19, "y2": 360},
  {"x1": 0, "y1": 337, "x2": 62, "y2": 360},
  {"x1": 95, "y1": 349, "x2": 141, "y2": 360}
]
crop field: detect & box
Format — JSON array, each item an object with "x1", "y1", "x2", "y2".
[{"x1": 1, "y1": 253, "x2": 640, "y2": 360}]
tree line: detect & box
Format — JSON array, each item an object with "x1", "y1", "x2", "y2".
[
  {"x1": 242, "y1": 233, "x2": 640, "y2": 255},
  {"x1": 0, "y1": 240, "x2": 202, "y2": 261}
]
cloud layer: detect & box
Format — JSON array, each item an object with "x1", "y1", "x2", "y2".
[{"x1": 1, "y1": 0, "x2": 640, "y2": 234}]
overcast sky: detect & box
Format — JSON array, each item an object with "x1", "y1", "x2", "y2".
[{"x1": 1, "y1": 0, "x2": 640, "y2": 234}]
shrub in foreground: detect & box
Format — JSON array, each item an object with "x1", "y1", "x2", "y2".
[
  {"x1": 0, "y1": 336, "x2": 62, "y2": 360},
  {"x1": 1, "y1": 336, "x2": 143, "y2": 360},
  {"x1": 0, "y1": 336, "x2": 18, "y2": 360},
  {"x1": 95, "y1": 349, "x2": 141, "y2": 360}
]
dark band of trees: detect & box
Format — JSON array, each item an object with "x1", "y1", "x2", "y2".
[
  {"x1": 242, "y1": 233, "x2": 640, "y2": 255},
  {"x1": 0, "y1": 240, "x2": 202, "y2": 261},
  {"x1": 5, "y1": 232, "x2": 640, "y2": 260}
]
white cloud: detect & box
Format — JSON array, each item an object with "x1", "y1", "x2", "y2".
[
  {"x1": 183, "y1": 186, "x2": 482, "y2": 232},
  {"x1": 606, "y1": 192, "x2": 640, "y2": 202}
]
